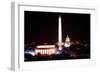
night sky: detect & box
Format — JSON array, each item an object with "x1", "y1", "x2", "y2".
[
  {"x1": 62, "y1": 13, "x2": 90, "y2": 42},
  {"x1": 24, "y1": 11, "x2": 90, "y2": 45}
]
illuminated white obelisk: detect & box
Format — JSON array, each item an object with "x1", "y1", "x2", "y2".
[{"x1": 58, "y1": 16, "x2": 62, "y2": 50}]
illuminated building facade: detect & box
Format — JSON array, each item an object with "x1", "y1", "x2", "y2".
[
  {"x1": 64, "y1": 35, "x2": 71, "y2": 47},
  {"x1": 35, "y1": 45, "x2": 56, "y2": 56}
]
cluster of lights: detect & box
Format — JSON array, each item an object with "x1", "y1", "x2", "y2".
[
  {"x1": 35, "y1": 48, "x2": 56, "y2": 55},
  {"x1": 34, "y1": 35, "x2": 71, "y2": 56},
  {"x1": 35, "y1": 45, "x2": 56, "y2": 56}
]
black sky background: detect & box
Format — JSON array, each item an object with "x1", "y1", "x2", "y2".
[
  {"x1": 24, "y1": 11, "x2": 90, "y2": 45},
  {"x1": 24, "y1": 11, "x2": 58, "y2": 44},
  {"x1": 62, "y1": 13, "x2": 90, "y2": 42}
]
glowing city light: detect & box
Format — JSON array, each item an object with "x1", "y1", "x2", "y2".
[
  {"x1": 37, "y1": 45, "x2": 55, "y2": 48},
  {"x1": 58, "y1": 16, "x2": 62, "y2": 50},
  {"x1": 64, "y1": 35, "x2": 71, "y2": 47}
]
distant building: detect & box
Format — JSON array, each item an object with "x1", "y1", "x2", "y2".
[
  {"x1": 35, "y1": 45, "x2": 56, "y2": 56},
  {"x1": 64, "y1": 35, "x2": 71, "y2": 47}
]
